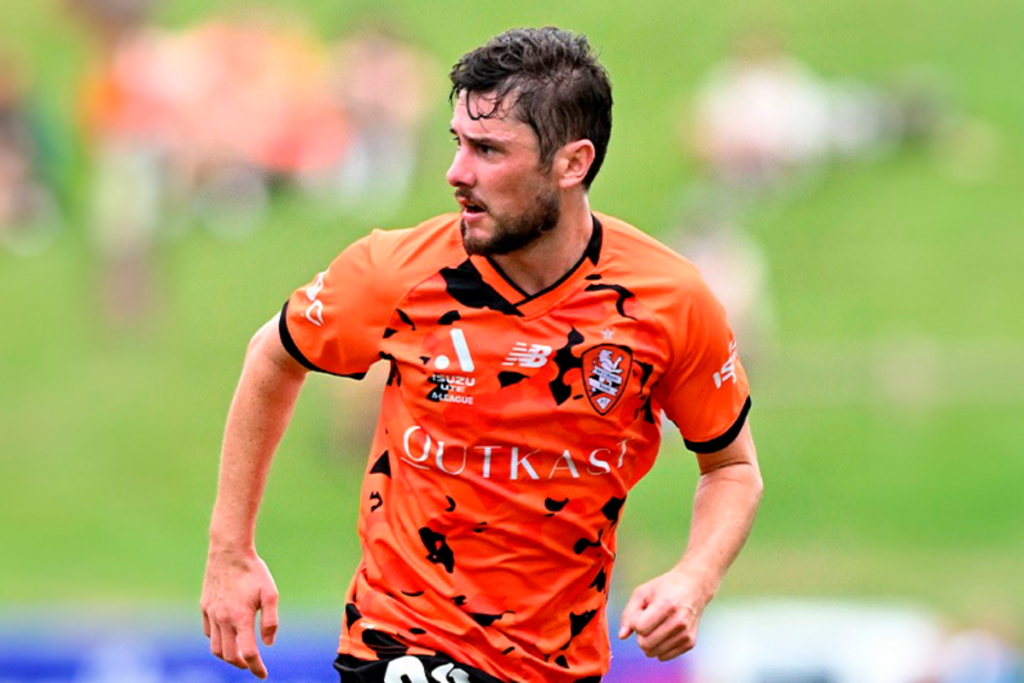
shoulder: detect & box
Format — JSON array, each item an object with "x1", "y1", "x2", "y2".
[
  {"x1": 330, "y1": 213, "x2": 466, "y2": 291},
  {"x1": 595, "y1": 212, "x2": 727, "y2": 343},
  {"x1": 595, "y1": 212, "x2": 707, "y2": 294},
  {"x1": 357, "y1": 213, "x2": 464, "y2": 268},
  {"x1": 315, "y1": 213, "x2": 466, "y2": 310},
  {"x1": 280, "y1": 214, "x2": 466, "y2": 375}
]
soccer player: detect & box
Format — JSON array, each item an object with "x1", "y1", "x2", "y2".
[{"x1": 201, "y1": 27, "x2": 762, "y2": 683}]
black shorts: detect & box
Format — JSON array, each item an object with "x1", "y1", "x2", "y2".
[{"x1": 334, "y1": 654, "x2": 508, "y2": 683}]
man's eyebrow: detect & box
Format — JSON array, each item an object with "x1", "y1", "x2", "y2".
[{"x1": 449, "y1": 127, "x2": 506, "y2": 148}]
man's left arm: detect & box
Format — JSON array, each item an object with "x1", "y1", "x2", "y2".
[{"x1": 619, "y1": 421, "x2": 762, "y2": 660}]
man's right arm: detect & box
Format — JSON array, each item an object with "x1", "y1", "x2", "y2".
[{"x1": 201, "y1": 313, "x2": 308, "y2": 680}]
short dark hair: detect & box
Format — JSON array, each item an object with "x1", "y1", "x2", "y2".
[{"x1": 450, "y1": 27, "x2": 613, "y2": 189}]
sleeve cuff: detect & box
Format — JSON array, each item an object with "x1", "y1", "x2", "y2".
[
  {"x1": 683, "y1": 396, "x2": 752, "y2": 454},
  {"x1": 279, "y1": 299, "x2": 325, "y2": 373}
]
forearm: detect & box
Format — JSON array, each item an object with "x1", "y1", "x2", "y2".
[
  {"x1": 670, "y1": 420, "x2": 763, "y2": 607},
  {"x1": 210, "y1": 317, "x2": 308, "y2": 553},
  {"x1": 675, "y1": 460, "x2": 762, "y2": 599}
]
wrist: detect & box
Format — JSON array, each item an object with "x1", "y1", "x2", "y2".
[
  {"x1": 668, "y1": 561, "x2": 719, "y2": 606},
  {"x1": 208, "y1": 526, "x2": 257, "y2": 557}
]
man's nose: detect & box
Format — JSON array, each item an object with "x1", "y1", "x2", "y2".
[{"x1": 446, "y1": 147, "x2": 473, "y2": 188}]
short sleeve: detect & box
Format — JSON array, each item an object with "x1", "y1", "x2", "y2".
[
  {"x1": 654, "y1": 275, "x2": 751, "y2": 453},
  {"x1": 279, "y1": 233, "x2": 392, "y2": 378}
]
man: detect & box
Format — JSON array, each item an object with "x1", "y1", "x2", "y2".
[{"x1": 201, "y1": 27, "x2": 762, "y2": 683}]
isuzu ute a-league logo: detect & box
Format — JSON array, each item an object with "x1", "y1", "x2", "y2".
[
  {"x1": 582, "y1": 344, "x2": 633, "y2": 415},
  {"x1": 428, "y1": 328, "x2": 476, "y2": 405}
]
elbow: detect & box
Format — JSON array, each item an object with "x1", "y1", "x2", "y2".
[
  {"x1": 244, "y1": 314, "x2": 307, "y2": 378},
  {"x1": 751, "y1": 466, "x2": 764, "y2": 506},
  {"x1": 247, "y1": 315, "x2": 279, "y2": 354},
  {"x1": 744, "y1": 459, "x2": 764, "y2": 517},
  {"x1": 732, "y1": 458, "x2": 764, "y2": 509}
]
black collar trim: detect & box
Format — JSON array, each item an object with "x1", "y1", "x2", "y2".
[{"x1": 487, "y1": 215, "x2": 603, "y2": 306}]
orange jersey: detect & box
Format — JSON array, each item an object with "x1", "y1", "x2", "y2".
[{"x1": 281, "y1": 213, "x2": 750, "y2": 683}]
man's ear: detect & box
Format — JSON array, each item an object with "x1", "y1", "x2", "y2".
[{"x1": 554, "y1": 139, "x2": 596, "y2": 189}]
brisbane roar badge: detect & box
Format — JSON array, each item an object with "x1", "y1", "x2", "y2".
[{"x1": 582, "y1": 344, "x2": 633, "y2": 415}]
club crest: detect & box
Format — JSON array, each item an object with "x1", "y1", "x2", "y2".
[{"x1": 582, "y1": 344, "x2": 633, "y2": 415}]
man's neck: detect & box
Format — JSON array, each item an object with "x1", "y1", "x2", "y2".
[{"x1": 489, "y1": 197, "x2": 593, "y2": 296}]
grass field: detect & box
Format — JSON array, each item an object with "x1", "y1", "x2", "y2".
[{"x1": 1, "y1": 0, "x2": 1023, "y2": 636}]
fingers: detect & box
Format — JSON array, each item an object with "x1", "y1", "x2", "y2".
[
  {"x1": 244, "y1": 650, "x2": 268, "y2": 680},
  {"x1": 618, "y1": 586, "x2": 649, "y2": 639},
  {"x1": 635, "y1": 604, "x2": 700, "y2": 660},
  {"x1": 205, "y1": 608, "x2": 270, "y2": 679},
  {"x1": 632, "y1": 599, "x2": 672, "y2": 639},
  {"x1": 210, "y1": 621, "x2": 223, "y2": 659},
  {"x1": 620, "y1": 582, "x2": 701, "y2": 660},
  {"x1": 218, "y1": 622, "x2": 270, "y2": 679},
  {"x1": 219, "y1": 624, "x2": 246, "y2": 671},
  {"x1": 638, "y1": 621, "x2": 697, "y2": 660},
  {"x1": 202, "y1": 610, "x2": 211, "y2": 638},
  {"x1": 236, "y1": 616, "x2": 268, "y2": 679},
  {"x1": 260, "y1": 588, "x2": 279, "y2": 646}
]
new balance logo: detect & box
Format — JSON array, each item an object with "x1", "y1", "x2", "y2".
[
  {"x1": 503, "y1": 342, "x2": 553, "y2": 368},
  {"x1": 713, "y1": 340, "x2": 739, "y2": 388}
]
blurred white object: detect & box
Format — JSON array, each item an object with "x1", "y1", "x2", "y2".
[
  {"x1": 692, "y1": 600, "x2": 945, "y2": 683},
  {"x1": 693, "y1": 55, "x2": 832, "y2": 188}
]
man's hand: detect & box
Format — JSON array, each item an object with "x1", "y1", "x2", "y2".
[
  {"x1": 618, "y1": 566, "x2": 709, "y2": 661},
  {"x1": 201, "y1": 548, "x2": 279, "y2": 679}
]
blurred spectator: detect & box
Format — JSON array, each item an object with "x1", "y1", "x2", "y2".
[
  {"x1": 689, "y1": 29, "x2": 832, "y2": 195},
  {"x1": 69, "y1": 1, "x2": 358, "y2": 326},
  {"x1": 673, "y1": 28, "x2": 830, "y2": 369},
  {"x1": 673, "y1": 28, "x2": 962, "y2": 371},
  {"x1": 685, "y1": 30, "x2": 959, "y2": 200},
  {"x1": 303, "y1": 17, "x2": 439, "y2": 220},
  {"x1": 165, "y1": 9, "x2": 349, "y2": 237},
  {"x1": 312, "y1": 18, "x2": 440, "y2": 457},
  {"x1": 675, "y1": 218, "x2": 776, "y2": 373},
  {"x1": 70, "y1": 0, "x2": 167, "y2": 327},
  {"x1": 0, "y1": 50, "x2": 62, "y2": 257}
]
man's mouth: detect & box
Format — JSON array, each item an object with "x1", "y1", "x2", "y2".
[{"x1": 456, "y1": 194, "x2": 487, "y2": 216}]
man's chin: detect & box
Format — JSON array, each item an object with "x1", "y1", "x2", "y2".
[
  {"x1": 460, "y1": 213, "x2": 551, "y2": 257},
  {"x1": 460, "y1": 219, "x2": 492, "y2": 256}
]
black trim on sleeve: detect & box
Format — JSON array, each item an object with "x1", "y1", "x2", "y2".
[
  {"x1": 684, "y1": 396, "x2": 752, "y2": 454},
  {"x1": 279, "y1": 300, "x2": 321, "y2": 372},
  {"x1": 278, "y1": 300, "x2": 367, "y2": 380}
]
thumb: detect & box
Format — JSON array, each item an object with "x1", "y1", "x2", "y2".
[
  {"x1": 618, "y1": 587, "x2": 648, "y2": 639},
  {"x1": 260, "y1": 589, "x2": 279, "y2": 646}
]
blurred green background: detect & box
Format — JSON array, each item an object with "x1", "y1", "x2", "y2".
[{"x1": 1, "y1": 0, "x2": 1022, "y2": 644}]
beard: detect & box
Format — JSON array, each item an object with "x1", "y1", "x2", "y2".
[{"x1": 461, "y1": 186, "x2": 561, "y2": 257}]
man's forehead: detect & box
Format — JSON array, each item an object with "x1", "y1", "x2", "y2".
[
  {"x1": 460, "y1": 89, "x2": 516, "y2": 118},
  {"x1": 450, "y1": 90, "x2": 532, "y2": 139}
]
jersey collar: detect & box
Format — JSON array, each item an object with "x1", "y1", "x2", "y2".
[{"x1": 469, "y1": 215, "x2": 603, "y2": 318}]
